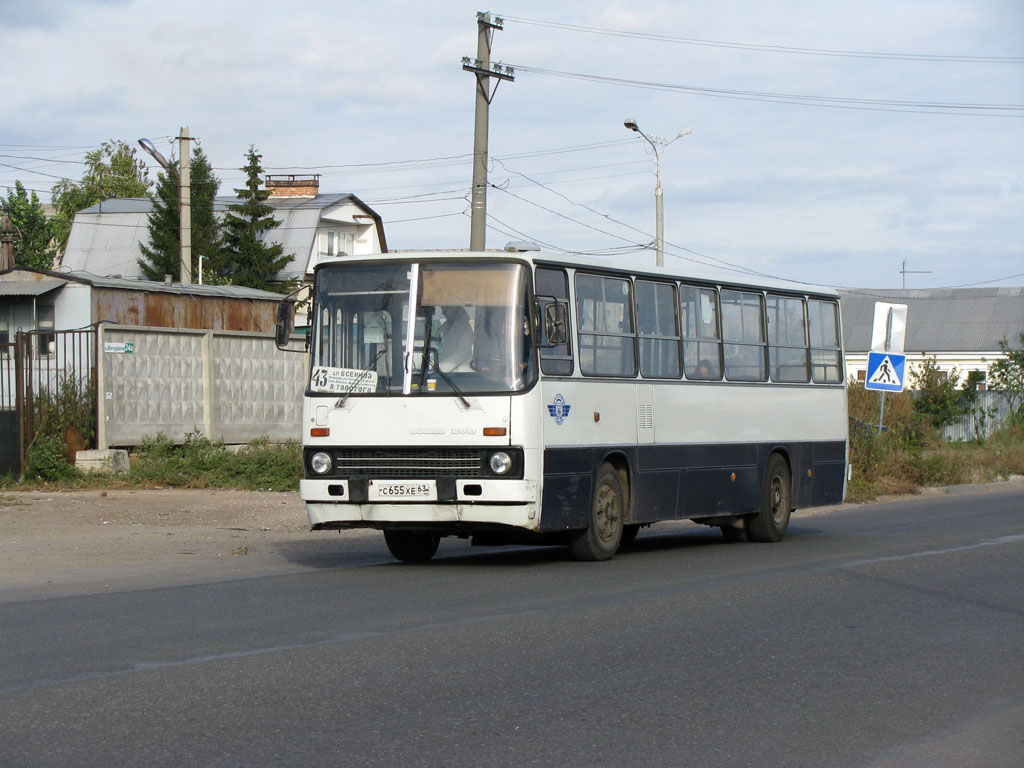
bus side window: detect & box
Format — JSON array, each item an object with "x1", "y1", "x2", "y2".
[
  {"x1": 809, "y1": 299, "x2": 842, "y2": 383},
  {"x1": 636, "y1": 279, "x2": 681, "y2": 378},
  {"x1": 536, "y1": 267, "x2": 574, "y2": 375},
  {"x1": 680, "y1": 284, "x2": 722, "y2": 380},
  {"x1": 767, "y1": 294, "x2": 809, "y2": 383},
  {"x1": 721, "y1": 289, "x2": 767, "y2": 382},
  {"x1": 576, "y1": 273, "x2": 636, "y2": 377}
]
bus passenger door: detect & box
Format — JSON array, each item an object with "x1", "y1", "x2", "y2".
[{"x1": 636, "y1": 384, "x2": 680, "y2": 522}]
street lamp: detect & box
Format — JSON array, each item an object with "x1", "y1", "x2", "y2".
[
  {"x1": 139, "y1": 127, "x2": 191, "y2": 284},
  {"x1": 624, "y1": 118, "x2": 692, "y2": 267}
]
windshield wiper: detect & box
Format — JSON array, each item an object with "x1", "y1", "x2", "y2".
[
  {"x1": 335, "y1": 347, "x2": 387, "y2": 408},
  {"x1": 426, "y1": 355, "x2": 471, "y2": 409}
]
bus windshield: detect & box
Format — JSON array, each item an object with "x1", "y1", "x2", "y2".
[{"x1": 309, "y1": 260, "x2": 536, "y2": 396}]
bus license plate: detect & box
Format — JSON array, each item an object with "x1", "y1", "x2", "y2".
[{"x1": 368, "y1": 480, "x2": 436, "y2": 501}]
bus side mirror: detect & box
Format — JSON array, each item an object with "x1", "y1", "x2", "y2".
[
  {"x1": 544, "y1": 302, "x2": 568, "y2": 345},
  {"x1": 275, "y1": 301, "x2": 294, "y2": 349}
]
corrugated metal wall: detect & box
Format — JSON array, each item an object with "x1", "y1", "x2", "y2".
[
  {"x1": 97, "y1": 325, "x2": 305, "y2": 447},
  {"x1": 942, "y1": 391, "x2": 1018, "y2": 442}
]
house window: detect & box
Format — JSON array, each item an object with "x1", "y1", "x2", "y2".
[
  {"x1": 322, "y1": 230, "x2": 356, "y2": 258},
  {"x1": 37, "y1": 304, "x2": 55, "y2": 355},
  {"x1": 857, "y1": 370, "x2": 866, "y2": 382}
]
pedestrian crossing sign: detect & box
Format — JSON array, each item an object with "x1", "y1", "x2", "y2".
[{"x1": 865, "y1": 352, "x2": 906, "y2": 392}]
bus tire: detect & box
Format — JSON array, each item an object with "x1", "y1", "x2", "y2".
[
  {"x1": 384, "y1": 530, "x2": 440, "y2": 562},
  {"x1": 568, "y1": 463, "x2": 625, "y2": 561},
  {"x1": 748, "y1": 454, "x2": 792, "y2": 543}
]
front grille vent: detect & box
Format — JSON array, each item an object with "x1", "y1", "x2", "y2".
[{"x1": 331, "y1": 449, "x2": 484, "y2": 478}]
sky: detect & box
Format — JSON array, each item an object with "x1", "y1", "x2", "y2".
[{"x1": 1, "y1": 0, "x2": 1022, "y2": 290}]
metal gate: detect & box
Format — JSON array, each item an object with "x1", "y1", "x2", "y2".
[{"x1": 0, "y1": 328, "x2": 97, "y2": 477}]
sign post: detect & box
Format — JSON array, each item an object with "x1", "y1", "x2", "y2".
[{"x1": 865, "y1": 302, "x2": 908, "y2": 431}]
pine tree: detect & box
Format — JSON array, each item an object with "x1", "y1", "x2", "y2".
[
  {"x1": 216, "y1": 146, "x2": 292, "y2": 293},
  {"x1": 138, "y1": 146, "x2": 223, "y2": 282},
  {"x1": 1, "y1": 181, "x2": 56, "y2": 270}
]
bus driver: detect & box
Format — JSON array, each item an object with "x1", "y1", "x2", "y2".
[{"x1": 438, "y1": 305, "x2": 473, "y2": 371}]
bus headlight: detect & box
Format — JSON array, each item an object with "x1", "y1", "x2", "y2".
[
  {"x1": 489, "y1": 451, "x2": 512, "y2": 475},
  {"x1": 310, "y1": 452, "x2": 333, "y2": 475}
]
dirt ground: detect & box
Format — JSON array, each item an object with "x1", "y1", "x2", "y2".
[
  {"x1": 0, "y1": 488, "x2": 381, "y2": 602},
  {"x1": 2, "y1": 479, "x2": 1021, "y2": 603}
]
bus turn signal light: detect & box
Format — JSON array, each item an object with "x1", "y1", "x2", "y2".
[
  {"x1": 483, "y1": 427, "x2": 507, "y2": 436},
  {"x1": 310, "y1": 427, "x2": 330, "y2": 437}
]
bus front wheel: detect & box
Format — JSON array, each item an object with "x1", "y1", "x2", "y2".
[
  {"x1": 747, "y1": 454, "x2": 792, "y2": 543},
  {"x1": 568, "y1": 463, "x2": 625, "y2": 561},
  {"x1": 384, "y1": 530, "x2": 440, "y2": 562}
]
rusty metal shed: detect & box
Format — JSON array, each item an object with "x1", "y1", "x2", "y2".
[{"x1": 0, "y1": 267, "x2": 286, "y2": 334}]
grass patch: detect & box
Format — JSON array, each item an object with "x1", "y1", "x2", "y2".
[
  {"x1": 846, "y1": 382, "x2": 1024, "y2": 502},
  {"x1": 127, "y1": 433, "x2": 302, "y2": 490},
  {"x1": 11, "y1": 432, "x2": 303, "y2": 492}
]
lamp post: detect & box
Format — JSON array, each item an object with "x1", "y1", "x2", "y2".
[
  {"x1": 139, "y1": 127, "x2": 191, "y2": 284},
  {"x1": 624, "y1": 119, "x2": 692, "y2": 267}
]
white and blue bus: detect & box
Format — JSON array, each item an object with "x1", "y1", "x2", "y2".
[{"x1": 277, "y1": 249, "x2": 847, "y2": 562}]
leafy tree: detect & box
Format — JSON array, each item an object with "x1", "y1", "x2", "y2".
[
  {"x1": 138, "y1": 146, "x2": 223, "y2": 281},
  {"x1": 1, "y1": 181, "x2": 56, "y2": 269},
  {"x1": 962, "y1": 370, "x2": 996, "y2": 441},
  {"x1": 989, "y1": 333, "x2": 1024, "y2": 424},
  {"x1": 50, "y1": 140, "x2": 152, "y2": 256},
  {"x1": 910, "y1": 356, "x2": 963, "y2": 431},
  {"x1": 215, "y1": 146, "x2": 291, "y2": 293}
]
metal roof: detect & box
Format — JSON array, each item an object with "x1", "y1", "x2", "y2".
[
  {"x1": 63, "y1": 193, "x2": 382, "y2": 281},
  {"x1": 1, "y1": 268, "x2": 287, "y2": 301},
  {"x1": 839, "y1": 287, "x2": 1024, "y2": 353},
  {"x1": 0, "y1": 278, "x2": 67, "y2": 297}
]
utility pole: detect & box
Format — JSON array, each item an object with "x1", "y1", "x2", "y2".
[
  {"x1": 179, "y1": 127, "x2": 192, "y2": 284},
  {"x1": 139, "y1": 128, "x2": 193, "y2": 284},
  {"x1": 0, "y1": 214, "x2": 16, "y2": 270},
  {"x1": 463, "y1": 12, "x2": 514, "y2": 251}
]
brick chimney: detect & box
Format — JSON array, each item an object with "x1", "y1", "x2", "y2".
[{"x1": 265, "y1": 174, "x2": 320, "y2": 198}]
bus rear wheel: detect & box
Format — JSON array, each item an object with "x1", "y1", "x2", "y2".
[
  {"x1": 568, "y1": 463, "x2": 625, "y2": 561},
  {"x1": 748, "y1": 454, "x2": 792, "y2": 543},
  {"x1": 384, "y1": 530, "x2": 440, "y2": 562}
]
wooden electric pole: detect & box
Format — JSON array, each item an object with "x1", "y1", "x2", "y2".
[
  {"x1": 463, "y1": 12, "x2": 513, "y2": 251},
  {"x1": 179, "y1": 127, "x2": 192, "y2": 284},
  {"x1": 0, "y1": 214, "x2": 16, "y2": 270}
]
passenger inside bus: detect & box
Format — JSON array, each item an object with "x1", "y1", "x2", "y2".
[{"x1": 438, "y1": 305, "x2": 474, "y2": 372}]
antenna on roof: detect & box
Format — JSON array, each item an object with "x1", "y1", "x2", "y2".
[{"x1": 900, "y1": 259, "x2": 931, "y2": 290}]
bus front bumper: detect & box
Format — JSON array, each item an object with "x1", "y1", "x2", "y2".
[{"x1": 300, "y1": 478, "x2": 540, "y2": 530}]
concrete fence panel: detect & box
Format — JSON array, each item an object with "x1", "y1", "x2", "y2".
[{"x1": 98, "y1": 325, "x2": 305, "y2": 448}]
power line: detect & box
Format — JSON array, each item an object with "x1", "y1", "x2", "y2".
[
  {"x1": 216, "y1": 139, "x2": 637, "y2": 177},
  {"x1": 509, "y1": 64, "x2": 1024, "y2": 117},
  {"x1": 500, "y1": 15, "x2": 1024, "y2": 64}
]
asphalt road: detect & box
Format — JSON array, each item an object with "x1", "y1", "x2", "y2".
[{"x1": 1, "y1": 487, "x2": 1022, "y2": 768}]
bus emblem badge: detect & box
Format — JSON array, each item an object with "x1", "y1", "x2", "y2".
[{"x1": 547, "y1": 394, "x2": 571, "y2": 425}]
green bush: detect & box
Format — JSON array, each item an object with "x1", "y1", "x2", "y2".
[
  {"x1": 911, "y1": 357, "x2": 964, "y2": 431},
  {"x1": 127, "y1": 432, "x2": 302, "y2": 490},
  {"x1": 24, "y1": 434, "x2": 81, "y2": 482}
]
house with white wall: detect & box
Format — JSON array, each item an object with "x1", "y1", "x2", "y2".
[
  {"x1": 60, "y1": 175, "x2": 386, "y2": 285},
  {"x1": 839, "y1": 287, "x2": 1024, "y2": 387}
]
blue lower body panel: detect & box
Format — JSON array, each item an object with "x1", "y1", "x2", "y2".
[{"x1": 540, "y1": 440, "x2": 846, "y2": 532}]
